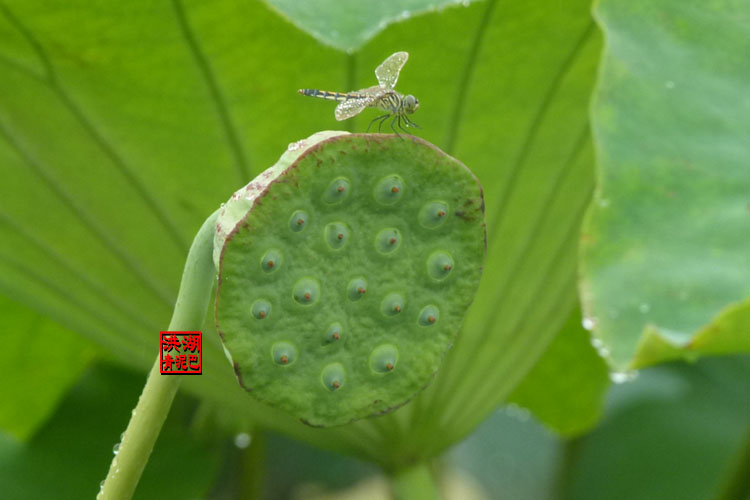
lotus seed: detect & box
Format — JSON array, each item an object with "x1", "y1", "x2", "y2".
[
  {"x1": 289, "y1": 210, "x2": 309, "y2": 232},
  {"x1": 324, "y1": 177, "x2": 351, "y2": 203},
  {"x1": 427, "y1": 251, "x2": 455, "y2": 280},
  {"x1": 293, "y1": 277, "x2": 320, "y2": 305},
  {"x1": 375, "y1": 228, "x2": 402, "y2": 254},
  {"x1": 347, "y1": 277, "x2": 368, "y2": 301},
  {"x1": 369, "y1": 344, "x2": 399, "y2": 374},
  {"x1": 321, "y1": 363, "x2": 346, "y2": 392},
  {"x1": 419, "y1": 201, "x2": 449, "y2": 229},
  {"x1": 325, "y1": 322, "x2": 343, "y2": 343},
  {"x1": 325, "y1": 222, "x2": 350, "y2": 249},
  {"x1": 418, "y1": 305, "x2": 440, "y2": 326},
  {"x1": 381, "y1": 293, "x2": 405, "y2": 316},
  {"x1": 374, "y1": 175, "x2": 404, "y2": 205},
  {"x1": 261, "y1": 249, "x2": 283, "y2": 273},
  {"x1": 272, "y1": 341, "x2": 297, "y2": 365},
  {"x1": 252, "y1": 300, "x2": 271, "y2": 320}
]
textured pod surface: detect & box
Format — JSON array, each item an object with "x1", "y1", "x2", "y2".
[{"x1": 216, "y1": 133, "x2": 485, "y2": 427}]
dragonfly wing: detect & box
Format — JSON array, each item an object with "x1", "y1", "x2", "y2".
[
  {"x1": 375, "y1": 51, "x2": 408, "y2": 90},
  {"x1": 335, "y1": 94, "x2": 376, "y2": 121}
]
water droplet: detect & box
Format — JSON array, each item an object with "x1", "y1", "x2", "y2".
[
  {"x1": 418, "y1": 305, "x2": 439, "y2": 326},
  {"x1": 324, "y1": 177, "x2": 351, "y2": 204},
  {"x1": 381, "y1": 293, "x2": 405, "y2": 316},
  {"x1": 582, "y1": 317, "x2": 596, "y2": 330},
  {"x1": 252, "y1": 300, "x2": 271, "y2": 320},
  {"x1": 639, "y1": 303, "x2": 650, "y2": 313},
  {"x1": 418, "y1": 201, "x2": 449, "y2": 229},
  {"x1": 427, "y1": 251, "x2": 454, "y2": 280},
  {"x1": 261, "y1": 249, "x2": 283, "y2": 273},
  {"x1": 347, "y1": 277, "x2": 367, "y2": 301},
  {"x1": 113, "y1": 442, "x2": 120, "y2": 454},
  {"x1": 325, "y1": 221, "x2": 351, "y2": 249},
  {"x1": 289, "y1": 210, "x2": 309, "y2": 232},
  {"x1": 375, "y1": 227, "x2": 401, "y2": 254},
  {"x1": 374, "y1": 175, "x2": 404, "y2": 205},
  {"x1": 597, "y1": 198, "x2": 610, "y2": 208},
  {"x1": 590, "y1": 337, "x2": 610, "y2": 357},
  {"x1": 131, "y1": 409, "x2": 136, "y2": 417},
  {"x1": 293, "y1": 277, "x2": 320, "y2": 305},
  {"x1": 321, "y1": 363, "x2": 346, "y2": 391},
  {"x1": 119, "y1": 432, "x2": 125, "y2": 441},
  {"x1": 234, "y1": 432, "x2": 252, "y2": 449},
  {"x1": 399, "y1": 9, "x2": 411, "y2": 19},
  {"x1": 369, "y1": 344, "x2": 398, "y2": 374},
  {"x1": 610, "y1": 370, "x2": 638, "y2": 384},
  {"x1": 665, "y1": 80, "x2": 675, "y2": 89}
]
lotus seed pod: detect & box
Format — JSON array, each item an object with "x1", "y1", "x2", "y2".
[{"x1": 215, "y1": 132, "x2": 485, "y2": 427}]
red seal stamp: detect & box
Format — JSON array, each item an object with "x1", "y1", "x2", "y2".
[{"x1": 160, "y1": 331, "x2": 202, "y2": 375}]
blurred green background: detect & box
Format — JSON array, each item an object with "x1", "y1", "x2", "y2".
[{"x1": 0, "y1": 0, "x2": 748, "y2": 497}]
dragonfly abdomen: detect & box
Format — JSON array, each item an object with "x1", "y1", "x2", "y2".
[{"x1": 298, "y1": 89, "x2": 361, "y2": 102}]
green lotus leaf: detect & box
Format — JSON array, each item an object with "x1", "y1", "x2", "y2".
[{"x1": 581, "y1": 0, "x2": 750, "y2": 370}]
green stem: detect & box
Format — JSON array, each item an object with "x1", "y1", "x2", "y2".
[
  {"x1": 390, "y1": 462, "x2": 439, "y2": 500},
  {"x1": 716, "y1": 425, "x2": 750, "y2": 500},
  {"x1": 239, "y1": 430, "x2": 267, "y2": 500},
  {"x1": 98, "y1": 209, "x2": 219, "y2": 500}
]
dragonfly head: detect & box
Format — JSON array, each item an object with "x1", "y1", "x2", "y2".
[{"x1": 404, "y1": 95, "x2": 419, "y2": 114}]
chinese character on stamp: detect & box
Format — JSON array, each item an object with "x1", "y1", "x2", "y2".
[{"x1": 160, "y1": 331, "x2": 202, "y2": 375}]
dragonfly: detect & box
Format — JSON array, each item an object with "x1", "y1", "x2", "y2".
[{"x1": 298, "y1": 51, "x2": 420, "y2": 135}]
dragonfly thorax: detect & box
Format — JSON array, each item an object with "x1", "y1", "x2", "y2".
[{"x1": 403, "y1": 95, "x2": 419, "y2": 114}]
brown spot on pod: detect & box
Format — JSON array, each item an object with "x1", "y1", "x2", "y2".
[
  {"x1": 252, "y1": 300, "x2": 271, "y2": 320},
  {"x1": 374, "y1": 175, "x2": 404, "y2": 205},
  {"x1": 418, "y1": 305, "x2": 440, "y2": 326},
  {"x1": 293, "y1": 277, "x2": 320, "y2": 305},
  {"x1": 375, "y1": 228, "x2": 401, "y2": 254},
  {"x1": 369, "y1": 344, "x2": 399, "y2": 374},
  {"x1": 427, "y1": 251, "x2": 455, "y2": 281},
  {"x1": 321, "y1": 363, "x2": 346, "y2": 392},
  {"x1": 347, "y1": 278, "x2": 368, "y2": 301},
  {"x1": 419, "y1": 201, "x2": 449, "y2": 229},
  {"x1": 325, "y1": 222, "x2": 351, "y2": 249},
  {"x1": 272, "y1": 341, "x2": 297, "y2": 366},
  {"x1": 261, "y1": 249, "x2": 283, "y2": 273},
  {"x1": 381, "y1": 293, "x2": 405, "y2": 317},
  {"x1": 325, "y1": 322, "x2": 343, "y2": 343},
  {"x1": 289, "y1": 210, "x2": 309, "y2": 232},
  {"x1": 324, "y1": 177, "x2": 351, "y2": 204}
]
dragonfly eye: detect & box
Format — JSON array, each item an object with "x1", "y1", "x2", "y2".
[{"x1": 404, "y1": 95, "x2": 419, "y2": 114}]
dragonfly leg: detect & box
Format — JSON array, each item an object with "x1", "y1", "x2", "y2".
[
  {"x1": 390, "y1": 115, "x2": 402, "y2": 138},
  {"x1": 377, "y1": 114, "x2": 391, "y2": 133},
  {"x1": 367, "y1": 113, "x2": 390, "y2": 133},
  {"x1": 403, "y1": 115, "x2": 421, "y2": 129},
  {"x1": 396, "y1": 115, "x2": 411, "y2": 136}
]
